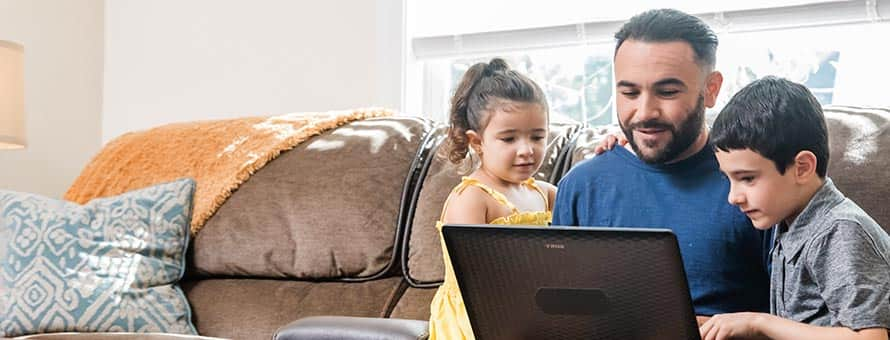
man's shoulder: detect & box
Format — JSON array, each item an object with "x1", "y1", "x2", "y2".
[{"x1": 562, "y1": 148, "x2": 632, "y2": 180}]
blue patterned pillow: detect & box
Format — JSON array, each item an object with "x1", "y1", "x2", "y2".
[{"x1": 0, "y1": 179, "x2": 198, "y2": 337}]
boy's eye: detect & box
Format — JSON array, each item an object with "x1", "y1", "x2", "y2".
[{"x1": 740, "y1": 176, "x2": 755, "y2": 183}]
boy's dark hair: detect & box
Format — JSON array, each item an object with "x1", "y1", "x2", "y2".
[
  {"x1": 442, "y1": 57, "x2": 549, "y2": 165},
  {"x1": 711, "y1": 76, "x2": 829, "y2": 177},
  {"x1": 615, "y1": 8, "x2": 718, "y2": 69}
]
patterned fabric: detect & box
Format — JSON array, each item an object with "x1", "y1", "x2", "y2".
[{"x1": 0, "y1": 179, "x2": 198, "y2": 337}]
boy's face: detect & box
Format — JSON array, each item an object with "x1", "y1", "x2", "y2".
[{"x1": 715, "y1": 148, "x2": 801, "y2": 229}]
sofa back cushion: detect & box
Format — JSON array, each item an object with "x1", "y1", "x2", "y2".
[
  {"x1": 189, "y1": 117, "x2": 432, "y2": 280},
  {"x1": 566, "y1": 106, "x2": 890, "y2": 232},
  {"x1": 402, "y1": 121, "x2": 579, "y2": 286},
  {"x1": 823, "y1": 106, "x2": 890, "y2": 232},
  {"x1": 0, "y1": 179, "x2": 197, "y2": 337}
]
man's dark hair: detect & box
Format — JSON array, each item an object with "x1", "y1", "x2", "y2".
[
  {"x1": 711, "y1": 76, "x2": 829, "y2": 177},
  {"x1": 615, "y1": 8, "x2": 718, "y2": 69}
]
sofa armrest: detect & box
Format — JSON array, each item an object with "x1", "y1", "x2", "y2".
[{"x1": 274, "y1": 316, "x2": 429, "y2": 340}]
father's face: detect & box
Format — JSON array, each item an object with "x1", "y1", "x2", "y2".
[{"x1": 614, "y1": 39, "x2": 721, "y2": 164}]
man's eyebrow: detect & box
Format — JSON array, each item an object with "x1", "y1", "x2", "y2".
[
  {"x1": 653, "y1": 78, "x2": 687, "y2": 88},
  {"x1": 616, "y1": 80, "x2": 637, "y2": 88}
]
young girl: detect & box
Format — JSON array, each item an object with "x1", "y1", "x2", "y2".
[{"x1": 428, "y1": 58, "x2": 556, "y2": 340}]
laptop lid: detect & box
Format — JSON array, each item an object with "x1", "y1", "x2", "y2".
[{"x1": 441, "y1": 224, "x2": 701, "y2": 340}]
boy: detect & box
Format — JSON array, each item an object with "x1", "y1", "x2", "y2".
[{"x1": 701, "y1": 76, "x2": 890, "y2": 340}]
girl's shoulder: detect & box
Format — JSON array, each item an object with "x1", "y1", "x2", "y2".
[
  {"x1": 532, "y1": 179, "x2": 556, "y2": 194},
  {"x1": 442, "y1": 183, "x2": 494, "y2": 225},
  {"x1": 526, "y1": 179, "x2": 557, "y2": 211}
]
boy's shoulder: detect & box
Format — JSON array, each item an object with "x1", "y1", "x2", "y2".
[
  {"x1": 822, "y1": 198, "x2": 889, "y2": 247},
  {"x1": 801, "y1": 190, "x2": 890, "y2": 262},
  {"x1": 818, "y1": 180, "x2": 885, "y2": 238}
]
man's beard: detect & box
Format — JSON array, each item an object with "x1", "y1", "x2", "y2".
[{"x1": 620, "y1": 95, "x2": 706, "y2": 164}]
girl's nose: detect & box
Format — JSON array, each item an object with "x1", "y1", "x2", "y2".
[{"x1": 518, "y1": 140, "x2": 534, "y2": 156}]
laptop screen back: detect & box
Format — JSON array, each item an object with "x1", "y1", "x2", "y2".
[{"x1": 441, "y1": 225, "x2": 701, "y2": 340}]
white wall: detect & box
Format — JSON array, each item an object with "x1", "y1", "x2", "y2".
[
  {"x1": 103, "y1": 0, "x2": 404, "y2": 142},
  {"x1": 0, "y1": 0, "x2": 104, "y2": 198},
  {"x1": 0, "y1": 0, "x2": 403, "y2": 196}
]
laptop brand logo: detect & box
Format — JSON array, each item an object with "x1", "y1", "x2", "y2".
[{"x1": 545, "y1": 243, "x2": 565, "y2": 249}]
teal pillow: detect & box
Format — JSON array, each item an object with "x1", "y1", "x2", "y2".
[{"x1": 0, "y1": 179, "x2": 198, "y2": 337}]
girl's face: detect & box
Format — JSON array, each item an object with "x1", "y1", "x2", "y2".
[{"x1": 468, "y1": 101, "x2": 549, "y2": 185}]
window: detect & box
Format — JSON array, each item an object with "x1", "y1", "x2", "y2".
[
  {"x1": 406, "y1": 0, "x2": 890, "y2": 125},
  {"x1": 425, "y1": 45, "x2": 614, "y2": 125}
]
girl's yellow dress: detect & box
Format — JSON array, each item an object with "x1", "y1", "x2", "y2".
[{"x1": 428, "y1": 177, "x2": 552, "y2": 340}]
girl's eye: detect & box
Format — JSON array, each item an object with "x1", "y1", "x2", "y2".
[
  {"x1": 500, "y1": 137, "x2": 515, "y2": 143},
  {"x1": 532, "y1": 136, "x2": 546, "y2": 141}
]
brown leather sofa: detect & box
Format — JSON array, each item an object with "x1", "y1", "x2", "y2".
[
  {"x1": 8, "y1": 105, "x2": 888, "y2": 340},
  {"x1": 378, "y1": 104, "x2": 890, "y2": 335},
  {"x1": 279, "y1": 105, "x2": 890, "y2": 339},
  {"x1": 181, "y1": 116, "x2": 579, "y2": 340}
]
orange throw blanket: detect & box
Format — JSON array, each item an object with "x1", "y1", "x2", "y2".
[{"x1": 65, "y1": 108, "x2": 393, "y2": 234}]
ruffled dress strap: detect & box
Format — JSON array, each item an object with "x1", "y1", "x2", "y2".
[
  {"x1": 522, "y1": 177, "x2": 549, "y2": 209},
  {"x1": 439, "y1": 177, "x2": 520, "y2": 221}
]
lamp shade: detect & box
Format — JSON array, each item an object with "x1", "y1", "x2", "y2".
[{"x1": 0, "y1": 40, "x2": 25, "y2": 149}]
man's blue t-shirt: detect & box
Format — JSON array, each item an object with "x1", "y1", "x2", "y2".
[{"x1": 553, "y1": 145, "x2": 771, "y2": 315}]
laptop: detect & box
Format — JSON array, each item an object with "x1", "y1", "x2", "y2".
[{"x1": 441, "y1": 224, "x2": 701, "y2": 340}]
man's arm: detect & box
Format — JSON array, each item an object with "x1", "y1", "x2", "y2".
[
  {"x1": 550, "y1": 178, "x2": 576, "y2": 226},
  {"x1": 700, "y1": 312, "x2": 888, "y2": 340}
]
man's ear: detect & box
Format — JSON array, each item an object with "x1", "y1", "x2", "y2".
[
  {"x1": 466, "y1": 130, "x2": 482, "y2": 154},
  {"x1": 704, "y1": 70, "x2": 723, "y2": 108},
  {"x1": 793, "y1": 150, "x2": 819, "y2": 183}
]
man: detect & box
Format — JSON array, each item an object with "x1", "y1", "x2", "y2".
[{"x1": 552, "y1": 9, "x2": 771, "y2": 322}]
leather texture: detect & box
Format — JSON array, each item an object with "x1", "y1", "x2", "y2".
[{"x1": 274, "y1": 316, "x2": 429, "y2": 340}]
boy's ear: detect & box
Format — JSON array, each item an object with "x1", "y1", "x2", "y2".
[
  {"x1": 466, "y1": 130, "x2": 482, "y2": 153},
  {"x1": 703, "y1": 71, "x2": 723, "y2": 108},
  {"x1": 793, "y1": 150, "x2": 819, "y2": 182}
]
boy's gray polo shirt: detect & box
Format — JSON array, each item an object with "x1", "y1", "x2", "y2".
[{"x1": 771, "y1": 178, "x2": 890, "y2": 330}]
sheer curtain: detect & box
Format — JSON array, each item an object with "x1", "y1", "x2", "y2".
[{"x1": 405, "y1": 0, "x2": 890, "y2": 121}]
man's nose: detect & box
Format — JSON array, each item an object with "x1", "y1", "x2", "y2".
[{"x1": 635, "y1": 94, "x2": 661, "y2": 122}]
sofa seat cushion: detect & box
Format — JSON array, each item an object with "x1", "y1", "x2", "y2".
[
  {"x1": 0, "y1": 179, "x2": 197, "y2": 337},
  {"x1": 182, "y1": 277, "x2": 405, "y2": 340},
  {"x1": 388, "y1": 287, "x2": 437, "y2": 321}
]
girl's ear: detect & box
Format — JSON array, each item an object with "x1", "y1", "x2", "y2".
[
  {"x1": 793, "y1": 150, "x2": 818, "y2": 182},
  {"x1": 466, "y1": 130, "x2": 482, "y2": 154}
]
